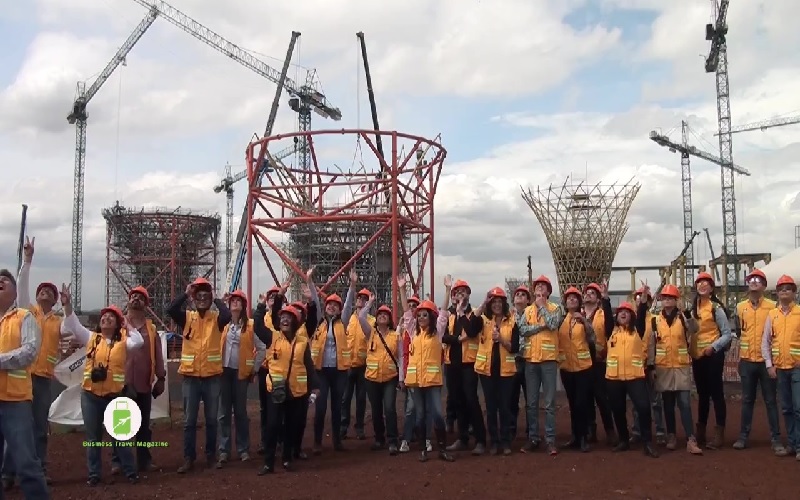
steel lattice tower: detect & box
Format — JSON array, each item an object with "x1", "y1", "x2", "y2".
[
  {"x1": 522, "y1": 179, "x2": 640, "y2": 294},
  {"x1": 680, "y1": 121, "x2": 695, "y2": 283}
]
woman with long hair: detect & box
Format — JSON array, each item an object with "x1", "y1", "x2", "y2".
[
  {"x1": 605, "y1": 301, "x2": 659, "y2": 458},
  {"x1": 217, "y1": 290, "x2": 264, "y2": 467},
  {"x1": 60, "y1": 285, "x2": 145, "y2": 485},
  {"x1": 253, "y1": 298, "x2": 319, "y2": 474},
  {"x1": 356, "y1": 296, "x2": 403, "y2": 454},
  {"x1": 474, "y1": 287, "x2": 520, "y2": 455},
  {"x1": 689, "y1": 272, "x2": 733, "y2": 449},
  {"x1": 557, "y1": 287, "x2": 597, "y2": 452}
]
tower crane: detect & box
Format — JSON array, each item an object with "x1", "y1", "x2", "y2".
[
  {"x1": 67, "y1": 7, "x2": 158, "y2": 313},
  {"x1": 649, "y1": 127, "x2": 750, "y2": 300},
  {"x1": 716, "y1": 114, "x2": 800, "y2": 135},
  {"x1": 705, "y1": 0, "x2": 739, "y2": 307}
]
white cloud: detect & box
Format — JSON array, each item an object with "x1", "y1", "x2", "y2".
[{"x1": 1, "y1": 0, "x2": 799, "y2": 313}]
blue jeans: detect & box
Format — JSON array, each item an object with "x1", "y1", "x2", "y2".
[
  {"x1": 341, "y1": 366, "x2": 367, "y2": 435},
  {"x1": 0, "y1": 400, "x2": 49, "y2": 499},
  {"x1": 662, "y1": 390, "x2": 694, "y2": 438},
  {"x1": 366, "y1": 379, "x2": 399, "y2": 445},
  {"x1": 3, "y1": 375, "x2": 51, "y2": 479},
  {"x1": 218, "y1": 368, "x2": 250, "y2": 455},
  {"x1": 524, "y1": 361, "x2": 558, "y2": 444},
  {"x1": 81, "y1": 391, "x2": 136, "y2": 480},
  {"x1": 739, "y1": 360, "x2": 781, "y2": 443},
  {"x1": 411, "y1": 386, "x2": 446, "y2": 441},
  {"x1": 314, "y1": 368, "x2": 348, "y2": 446},
  {"x1": 777, "y1": 367, "x2": 800, "y2": 450},
  {"x1": 632, "y1": 382, "x2": 665, "y2": 437},
  {"x1": 183, "y1": 375, "x2": 221, "y2": 461}
]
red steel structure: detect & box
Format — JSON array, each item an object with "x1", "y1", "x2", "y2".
[
  {"x1": 104, "y1": 203, "x2": 221, "y2": 330},
  {"x1": 245, "y1": 129, "x2": 446, "y2": 320}
]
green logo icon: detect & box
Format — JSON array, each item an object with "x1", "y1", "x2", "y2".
[{"x1": 102, "y1": 397, "x2": 142, "y2": 441}]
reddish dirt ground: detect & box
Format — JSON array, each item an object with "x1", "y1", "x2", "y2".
[{"x1": 8, "y1": 391, "x2": 798, "y2": 500}]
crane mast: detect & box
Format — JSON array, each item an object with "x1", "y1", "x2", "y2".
[
  {"x1": 680, "y1": 121, "x2": 694, "y2": 284},
  {"x1": 705, "y1": 0, "x2": 738, "y2": 307},
  {"x1": 67, "y1": 7, "x2": 157, "y2": 312},
  {"x1": 719, "y1": 115, "x2": 800, "y2": 135}
]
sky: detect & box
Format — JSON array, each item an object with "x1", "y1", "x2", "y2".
[{"x1": 1, "y1": 0, "x2": 800, "y2": 310}]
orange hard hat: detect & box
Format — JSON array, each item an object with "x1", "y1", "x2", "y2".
[
  {"x1": 583, "y1": 283, "x2": 602, "y2": 296},
  {"x1": 376, "y1": 305, "x2": 393, "y2": 316},
  {"x1": 325, "y1": 293, "x2": 343, "y2": 307},
  {"x1": 746, "y1": 269, "x2": 767, "y2": 284},
  {"x1": 634, "y1": 287, "x2": 653, "y2": 299},
  {"x1": 776, "y1": 275, "x2": 796, "y2": 288},
  {"x1": 659, "y1": 284, "x2": 680, "y2": 299},
  {"x1": 228, "y1": 289, "x2": 248, "y2": 303},
  {"x1": 616, "y1": 302, "x2": 636, "y2": 315},
  {"x1": 128, "y1": 286, "x2": 149, "y2": 304},
  {"x1": 563, "y1": 286, "x2": 582, "y2": 299},
  {"x1": 290, "y1": 301, "x2": 308, "y2": 315},
  {"x1": 36, "y1": 282, "x2": 59, "y2": 301},
  {"x1": 487, "y1": 287, "x2": 507, "y2": 299},
  {"x1": 100, "y1": 305, "x2": 125, "y2": 326},
  {"x1": 416, "y1": 300, "x2": 438, "y2": 315},
  {"x1": 267, "y1": 286, "x2": 280, "y2": 295},
  {"x1": 533, "y1": 275, "x2": 552, "y2": 294},
  {"x1": 513, "y1": 285, "x2": 531, "y2": 298},
  {"x1": 192, "y1": 277, "x2": 212, "y2": 288},
  {"x1": 279, "y1": 305, "x2": 302, "y2": 323},
  {"x1": 452, "y1": 280, "x2": 471, "y2": 295},
  {"x1": 408, "y1": 295, "x2": 421, "y2": 305},
  {"x1": 357, "y1": 288, "x2": 371, "y2": 298},
  {"x1": 695, "y1": 272, "x2": 715, "y2": 286}
]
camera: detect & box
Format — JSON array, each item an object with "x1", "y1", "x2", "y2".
[{"x1": 90, "y1": 365, "x2": 108, "y2": 383}]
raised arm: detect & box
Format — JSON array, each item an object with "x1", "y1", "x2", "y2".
[
  {"x1": 215, "y1": 297, "x2": 232, "y2": 330},
  {"x1": 61, "y1": 311, "x2": 91, "y2": 347},
  {"x1": 0, "y1": 311, "x2": 41, "y2": 370},
  {"x1": 305, "y1": 268, "x2": 322, "y2": 320},
  {"x1": 358, "y1": 301, "x2": 374, "y2": 338},
  {"x1": 167, "y1": 292, "x2": 190, "y2": 330},
  {"x1": 635, "y1": 302, "x2": 648, "y2": 336},
  {"x1": 436, "y1": 309, "x2": 450, "y2": 340},
  {"x1": 16, "y1": 262, "x2": 32, "y2": 309},
  {"x1": 253, "y1": 300, "x2": 274, "y2": 348},
  {"x1": 341, "y1": 272, "x2": 357, "y2": 326}
]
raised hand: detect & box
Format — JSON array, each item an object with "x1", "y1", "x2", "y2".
[
  {"x1": 23, "y1": 236, "x2": 35, "y2": 263},
  {"x1": 301, "y1": 284, "x2": 312, "y2": 299},
  {"x1": 601, "y1": 279, "x2": 609, "y2": 298},
  {"x1": 185, "y1": 283, "x2": 195, "y2": 296},
  {"x1": 349, "y1": 269, "x2": 358, "y2": 285},
  {"x1": 60, "y1": 283, "x2": 71, "y2": 306},
  {"x1": 397, "y1": 274, "x2": 407, "y2": 288},
  {"x1": 306, "y1": 267, "x2": 315, "y2": 280},
  {"x1": 444, "y1": 274, "x2": 453, "y2": 288},
  {"x1": 280, "y1": 279, "x2": 290, "y2": 295},
  {"x1": 258, "y1": 293, "x2": 267, "y2": 304}
]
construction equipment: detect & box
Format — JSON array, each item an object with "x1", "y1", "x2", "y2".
[
  {"x1": 17, "y1": 204, "x2": 28, "y2": 274},
  {"x1": 67, "y1": 7, "x2": 158, "y2": 313},
  {"x1": 717, "y1": 114, "x2": 800, "y2": 135},
  {"x1": 703, "y1": 227, "x2": 722, "y2": 282},
  {"x1": 705, "y1": 0, "x2": 740, "y2": 307},
  {"x1": 356, "y1": 32, "x2": 385, "y2": 163}
]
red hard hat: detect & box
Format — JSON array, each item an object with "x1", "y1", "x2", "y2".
[
  {"x1": 325, "y1": 294, "x2": 343, "y2": 307},
  {"x1": 192, "y1": 277, "x2": 212, "y2": 289},
  {"x1": 746, "y1": 269, "x2": 767, "y2": 284},
  {"x1": 487, "y1": 287, "x2": 507, "y2": 299},
  {"x1": 128, "y1": 286, "x2": 149, "y2": 304},
  {"x1": 616, "y1": 302, "x2": 636, "y2": 315},
  {"x1": 659, "y1": 284, "x2": 680, "y2": 299},
  {"x1": 357, "y1": 288, "x2": 371, "y2": 298},
  {"x1": 36, "y1": 282, "x2": 59, "y2": 301},
  {"x1": 776, "y1": 275, "x2": 796, "y2": 288},
  {"x1": 408, "y1": 295, "x2": 421, "y2": 305},
  {"x1": 228, "y1": 290, "x2": 248, "y2": 304},
  {"x1": 563, "y1": 286, "x2": 582, "y2": 299},
  {"x1": 452, "y1": 280, "x2": 471, "y2": 295},
  {"x1": 695, "y1": 272, "x2": 715, "y2": 286},
  {"x1": 416, "y1": 300, "x2": 438, "y2": 315},
  {"x1": 290, "y1": 301, "x2": 308, "y2": 315},
  {"x1": 533, "y1": 275, "x2": 553, "y2": 294},
  {"x1": 267, "y1": 286, "x2": 280, "y2": 295},
  {"x1": 376, "y1": 305, "x2": 393, "y2": 316},
  {"x1": 280, "y1": 305, "x2": 302, "y2": 323},
  {"x1": 100, "y1": 305, "x2": 125, "y2": 327},
  {"x1": 583, "y1": 283, "x2": 602, "y2": 296},
  {"x1": 513, "y1": 285, "x2": 531, "y2": 298}
]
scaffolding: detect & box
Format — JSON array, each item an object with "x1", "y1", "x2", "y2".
[
  {"x1": 103, "y1": 203, "x2": 221, "y2": 329},
  {"x1": 521, "y1": 178, "x2": 640, "y2": 295},
  {"x1": 245, "y1": 129, "x2": 446, "y2": 319}
]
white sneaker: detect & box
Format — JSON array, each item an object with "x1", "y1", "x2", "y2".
[
  {"x1": 399, "y1": 440, "x2": 410, "y2": 453},
  {"x1": 425, "y1": 440, "x2": 432, "y2": 452}
]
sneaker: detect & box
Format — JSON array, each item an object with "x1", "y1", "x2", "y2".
[
  {"x1": 546, "y1": 443, "x2": 558, "y2": 456},
  {"x1": 399, "y1": 440, "x2": 410, "y2": 453},
  {"x1": 425, "y1": 440, "x2": 432, "y2": 452},
  {"x1": 686, "y1": 437, "x2": 703, "y2": 455},
  {"x1": 772, "y1": 443, "x2": 788, "y2": 457},
  {"x1": 655, "y1": 434, "x2": 667, "y2": 446},
  {"x1": 240, "y1": 452, "x2": 250, "y2": 462},
  {"x1": 732, "y1": 439, "x2": 746, "y2": 450}
]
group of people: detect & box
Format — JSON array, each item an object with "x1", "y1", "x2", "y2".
[{"x1": 1, "y1": 239, "x2": 799, "y2": 498}]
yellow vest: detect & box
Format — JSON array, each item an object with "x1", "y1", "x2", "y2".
[
  {"x1": 737, "y1": 297, "x2": 775, "y2": 362},
  {"x1": 30, "y1": 306, "x2": 62, "y2": 378},
  {"x1": 691, "y1": 299, "x2": 720, "y2": 359},
  {"x1": 641, "y1": 310, "x2": 655, "y2": 357},
  {"x1": 444, "y1": 312, "x2": 479, "y2": 364},
  {"x1": 606, "y1": 326, "x2": 645, "y2": 381},
  {"x1": 768, "y1": 304, "x2": 800, "y2": 370},
  {"x1": 652, "y1": 314, "x2": 691, "y2": 368},
  {"x1": 557, "y1": 313, "x2": 592, "y2": 372},
  {"x1": 266, "y1": 334, "x2": 309, "y2": 396},
  {"x1": 589, "y1": 307, "x2": 607, "y2": 354},
  {"x1": 0, "y1": 309, "x2": 33, "y2": 402},
  {"x1": 178, "y1": 310, "x2": 223, "y2": 377},
  {"x1": 311, "y1": 320, "x2": 351, "y2": 370},
  {"x1": 405, "y1": 329, "x2": 443, "y2": 388},
  {"x1": 474, "y1": 315, "x2": 516, "y2": 377},
  {"x1": 82, "y1": 331, "x2": 128, "y2": 396},
  {"x1": 348, "y1": 314, "x2": 375, "y2": 368},
  {"x1": 222, "y1": 319, "x2": 256, "y2": 379},
  {"x1": 522, "y1": 302, "x2": 560, "y2": 362},
  {"x1": 365, "y1": 329, "x2": 400, "y2": 383}
]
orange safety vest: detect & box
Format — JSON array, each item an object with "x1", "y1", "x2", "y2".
[
  {"x1": 605, "y1": 326, "x2": 645, "y2": 381},
  {"x1": 178, "y1": 310, "x2": 223, "y2": 377},
  {"x1": 30, "y1": 306, "x2": 62, "y2": 378},
  {"x1": 691, "y1": 299, "x2": 720, "y2": 359},
  {"x1": 222, "y1": 319, "x2": 256, "y2": 379},
  {"x1": 768, "y1": 304, "x2": 800, "y2": 370},
  {"x1": 474, "y1": 315, "x2": 516, "y2": 377},
  {"x1": 311, "y1": 319, "x2": 351, "y2": 370},
  {"x1": 405, "y1": 329, "x2": 443, "y2": 388},
  {"x1": 652, "y1": 314, "x2": 691, "y2": 368},
  {"x1": 557, "y1": 312, "x2": 593, "y2": 372},
  {"x1": 82, "y1": 331, "x2": 128, "y2": 396},
  {"x1": 365, "y1": 328, "x2": 400, "y2": 383},
  {"x1": 348, "y1": 314, "x2": 375, "y2": 368},
  {"x1": 0, "y1": 309, "x2": 33, "y2": 402},
  {"x1": 737, "y1": 297, "x2": 775, "y2": 362},
  {"x1": 266, "y1": 334, "x2": 309, "y2": 396},
  {"x1": 522, "y1": 302, "x2": 560, "y2": 363},
  {"x1": 444, "y1": 312, "x2": 479, "y2": 364}
]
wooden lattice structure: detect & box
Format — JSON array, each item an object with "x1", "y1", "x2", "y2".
[{"x1": 521, "y1": 178, "x2": 640, "y2": 295}]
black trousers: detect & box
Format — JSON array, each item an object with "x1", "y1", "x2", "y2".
[
  {"x1": 449, "y1": 363, "x2": 487, "y2": 445},
  {"x1": 510, "y1": 359, "x2": 527, "y2": 437},
  {"x1": 263, "y1": 395, "x2": 305, "y2": 468},
  {"x1": 111, "y1": 390, "x2": 152, "y2": 470},
  {"x1": 692, "y1": 350, "x2": 727, "y2": 427},
  {"x1": 561, "y1": 368, "x2": 593, "y2": 440},
  {"x1": 366, "y1": 378, "x2": 399, "y2": 445},
  {"x1": 341, "y1": 365, "x2": 367, "y2": 434},
  {"x1": 313, "y1": 368, "x2": 347, "y2": 446},
  {"x1": 445, "y1": 364, "x2": 457, "y2": 426},
  {"x1": 608, "y1": 378, "x2": 651, "y2": 442},
  {"x1": 257, "y1": 367, "x2": 269, "y2": 448},
  {"x1": 480, "y1": 374, "x2": 513, "y2": 448},
  {"x1": 589, "y1": 361, "x2": 615, "y2": 432}
]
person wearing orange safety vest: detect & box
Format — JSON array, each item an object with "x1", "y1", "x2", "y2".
[
  {"x1": 3, "y1": 237, "x2": 73, "y2": 487},
  {"x1": 520, "y1": 275, "x2": 564, "y2": 455},
  {"x1": 631, "y1": 287, "x2": 666, "y2": 445},
  {"x1": 341, "y1": 287, "x2": 374, "y2": 441},
  {"x1": 605, "y1": 300, "x2": 659, "y2": 458},
  {"x1": 216, "y1": 290, "x2": 264, "y2": 467},
  {"x1": 0, "y1": 267, "x2": 50, "y2": 498},
  {"x1": 734, "y1": 269, "x2": 786, "y2": 454},
  {"x1": 404, "y1": 275, "x2": 453, "y2": 462},
  {"x1": 582, "y1": 282, "x2": 616, "y2": 445},
  {"x1": 443, "y1": 279, "x2": 487, "y2": 455},
  {"x1": 761, "y1": 274, "x2": 800, "y2": 460},
  {"x1": 510, "y1": 285, "x2": 531, "y2": 439},
  {"x1": 397, "y1": 277, "x2": 428, "y2": 453},
  {"x1": 310, "y1": 269, "x2": 357, "y2": 454},
  {"x1": 256, "y1": 284, "x2": 280, "y2": 457},
  {"x1": 557, "y1": 287, "x2": 597, "y2": 452},
  {"x1": 689, "y1": 272, "x2": 733, "y2": 449},
  {"x1": 355, "y1": 296, "x2": 404, "y2": 454},
  {"x1": 60, "y1": 284, "x2": 146, "y2": 484},
  {"x1": 110, "y1": 286, "x2": 167, "y2": 475},
  {"x1": 639, "y1": 284, "x2": 702, "y2": 454},
  {"x1": 253, "y1": 299, "x2": 320, "y2": 474},
  {"x1": 166, "y1": 277, "x2": 232, "y2": 473}
]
